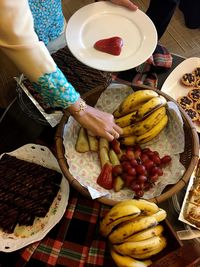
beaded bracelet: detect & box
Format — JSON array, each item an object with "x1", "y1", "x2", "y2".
[{"x1": 74, "y1": 99, "x2": 87, "y2": 114}]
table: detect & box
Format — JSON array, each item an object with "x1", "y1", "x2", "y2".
[{"x1": 0, "y1": 54, "x2": 200, "y2": 267}]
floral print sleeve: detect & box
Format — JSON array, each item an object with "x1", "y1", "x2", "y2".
[
  {"x1": 33, "y1": 67, "x2": 80, "y2": 109},
  {"x1": 0, "y1": 0, "x2": 79, "y2": 109}
]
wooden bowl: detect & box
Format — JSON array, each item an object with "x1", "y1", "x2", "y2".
[{"x1": 55, "y1": 84, "x2": 199, "y2": 205}]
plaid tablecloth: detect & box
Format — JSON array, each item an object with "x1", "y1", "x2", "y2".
[{"x1": 0, "y1": 188, "x2": 116, "y2": 267}]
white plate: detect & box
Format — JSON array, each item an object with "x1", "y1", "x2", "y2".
[
  {"x1": 161, "y1": 57, "x2": 200, "y2": 132},
  {"x1": 0, "y1": 144, "x2": 69, "y2": 252},
  {"x1": 66, "y1": 2, "x2": 157, "y2": 72}
]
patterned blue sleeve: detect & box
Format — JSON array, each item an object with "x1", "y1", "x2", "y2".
[{"x1": 32, "y1": 67, "x2": 80, "y2": 109}]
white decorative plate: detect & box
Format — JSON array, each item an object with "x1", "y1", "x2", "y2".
[
  {"x1": 66, "y1": 1, "x2": 157, "y2": 71},
  {"x1": 0, "y1": 144, "x2": 69, "y2": 252},
  {"x1": 161, "y1": 57, "x2": 200, "y2": 133}
]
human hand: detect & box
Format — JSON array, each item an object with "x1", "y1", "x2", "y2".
[
  {"x1": 67, "y1": 99, "x2": 123, "y2": 141},
  {"x1": 110, "y1": 0, "x2": 138, "y2": 10}
]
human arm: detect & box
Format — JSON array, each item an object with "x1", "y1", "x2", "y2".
[{"x1": 0, "y1": 0, "x2": 122, "y2": 140}]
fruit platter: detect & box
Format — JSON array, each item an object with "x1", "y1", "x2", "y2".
[{"x1": 55, "y1": 83, "x2": 199, "y2": 205}]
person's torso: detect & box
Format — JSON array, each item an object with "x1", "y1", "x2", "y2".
[{"x1": 28, "y1": 0, "x2": 64, "y2": 45}]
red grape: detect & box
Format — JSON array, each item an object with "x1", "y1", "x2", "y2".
[
  {"x1": 120, "y1": 154, "x2": 128, "y2": 162},
  {"x1": 133, "y1": 144, "x2": 142, "y2": 151},
  {"x1": 126, "y1": 146, "x2": 133, "y2": 152},
  {"x1": 127, "y1": 167, "x2": 137, "y2": 176},
  {"x1": 123, "y1": 174, "x2": 135, "y2": 186},
  {"x1": 153, "y1": 151, "x2": 159, "y2": 156},
  {"x1": 130, "y1": 158, "x2": 138, "y2": 167},
  {"x1": 161, "y1": 155, "x2": 172, "y2": 165},
  {"x1": 137, "y1": 175, "x2": 147, "y2": 183},
  {"x1": 130, "y1": 182, "x2": 140, "y2": 191},
  {"x1": 135, "y1": 189, "x2": 144, "y2": 198},
  {"x1": 149, "y1": 173, "x2": 159, "y2": 182},
  {"x1": 121, "y1": 161, "x2": 132, "y2": 171},
  {"x1": 146, "y1": 151, "x2": 155, "y2": 158},
  {"x1": 140, "y1": 154, "x2": 149, "y2": 162},
  {"x1": 142, "y1": 148, "x2": 151, "y2": 154},
  {"x1": 144, "y1": 182, "x2": 153, "y2": 191},
  {"x1": 150, "y1": 166, "x2": 160, "y2": 175},
  {"x1": 143, "y1": 159, "x2": 154, "y2": 170},
  {"x1": 150, "y1": 154, "x2": 161, "y2": 165},
  {"x1": 157, "y1": 167, "x2": 164, "y2": 176},
  {"x1": 126, "y1": 150, "x2": 135, "y2": 160},
  {"x1": 136, "y1": 165, "x2": 146, "y2": 175}
]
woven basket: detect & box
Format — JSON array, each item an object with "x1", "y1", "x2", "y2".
[{"x1": 55, "y1": 84, "x2": 199, "y2": 205}]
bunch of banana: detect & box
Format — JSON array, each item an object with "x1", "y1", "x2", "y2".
[
  {"x1": 113, "y1": 90, "x2": 159, "y2": 118},
  {"x1": 121, "y1": 106, "x2": 167, "y2": 137},
  {"x1": 113, "y1": 89, "x2": 169, "y2": 145},
  {"x1": 99, "y1": 199, "x2": 168, "y2": 267}
]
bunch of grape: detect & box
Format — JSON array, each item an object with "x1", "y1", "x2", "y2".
[{"x1": 112, "y1": 144, "x2": 172, "y2": 198}]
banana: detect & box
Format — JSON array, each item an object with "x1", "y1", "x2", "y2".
[
  {"x1": 151, "y1": 208, "x2": 167, "y2": 222},
  {"x1": 113, "y1": 199, "x2": 159, "y2": 216},
  {"x1": 123, "y1": 225, "x2": 164, "y2": 242},
  {"x1": 113, "y1": 90, "x2": 158, "y2": 118},
  {"x1": 100, "y1": 204, "x2": 141, "y2": 237},
  {"x1": 115, "y1": 110, "x2": 138, "y2": 128},
  {"x1": 131, "y1": 236, "x2": 167, "y2": 259},
  {"x1": 100, "y1": 213, "x2": 143, "y2": 238},
  {"x1": 136, "y1": 96, "x2": 167, "y2": 121},
  {"x1": 113, "y1": 236, "x2": 163, "y2": 256},
  {"x1": 136, "y1": 114, "x2": 168, "y2": 144},
  {"x1": 121, "y1": 107, "x2": 167, "y2": 137},
  {"x1": 109, "y1": 215, "x2": 158, "y2": 244},
  {"x1": 120, "y1": 135, "x2": 137, "y2": 146},
  {"x1": 111, "y1": 249, "x2": 152, "y2": 267}
]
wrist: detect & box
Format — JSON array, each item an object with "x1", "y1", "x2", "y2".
[{"x1": 67, "y1": 98, "x2": 87, "y2": 116}]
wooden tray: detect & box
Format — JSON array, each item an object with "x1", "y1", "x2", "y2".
[{"x1": 55, "y1": 84, "x2": 199, "y2": 205}]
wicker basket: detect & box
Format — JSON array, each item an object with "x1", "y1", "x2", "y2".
[{"x1": 55, "y1": 84, "x2": 199, "y2": 205}]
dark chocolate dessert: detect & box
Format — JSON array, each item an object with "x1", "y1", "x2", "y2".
[{"x1": 0, "y1": 154, "x2": 62, "y2": 233}]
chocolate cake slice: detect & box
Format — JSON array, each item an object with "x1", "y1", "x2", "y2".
[{"x1": 0, "y1": 154, "x2": 62, "y2": 233}]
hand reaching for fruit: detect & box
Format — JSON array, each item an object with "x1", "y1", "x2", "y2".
[{"x1": 70, "y1": 103, "x2": 123, "y2": 141}]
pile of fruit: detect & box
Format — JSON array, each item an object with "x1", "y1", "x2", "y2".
[
  {"x1": 110, "y1": 143, "x2": 172, "y2": 197},
  {"x1": 114, "y1": 89, "x2": 168, "y2": 146},
  {"x1": 75, "y1": 89, "x2": 172, "y2": 195},
  {"x1": 100, "y1": 199, "x2": 168, "y2": 267}
]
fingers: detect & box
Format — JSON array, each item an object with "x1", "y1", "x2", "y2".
[
  {"x1": 104, "y1": 131, "x2": 115, "y2": 142},
  {"x1": 113, "y1": 124, "x2": 123, "y2": 135},
  {"x1": 109, "y1": 130, "x2": 120, "y2": 140},
  {"x1": 110, "y1": 0, "x2": 138, "y2": 10}
]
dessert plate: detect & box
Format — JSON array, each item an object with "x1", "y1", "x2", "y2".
[
  {"x1": 161, "y1": 57, "x2": 200, "y2": 133},
  {"x1": 66, "y1": 1, "x2": 157, "y2": 71},
  {"x1": 0, "y1": 144, "x2": 69, "y2": 252}
]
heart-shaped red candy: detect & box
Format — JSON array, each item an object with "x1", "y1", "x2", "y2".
[{"x1": 94, "y1": 36, "x2": 123, "y2": 56}]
